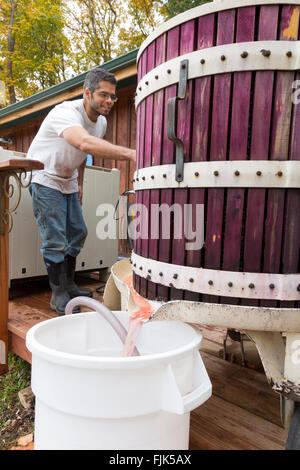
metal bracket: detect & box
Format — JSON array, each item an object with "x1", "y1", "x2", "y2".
[
  {"x1": 167, "y1": 59, "x2": 188, "y2": 182},
  {"x1": 0, "y1": 170, "x2": 32, "y2": 234}
]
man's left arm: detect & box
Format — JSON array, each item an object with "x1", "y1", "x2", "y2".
[{"x1": 77, "y1": 159, "x2": 86, "y2": 205}]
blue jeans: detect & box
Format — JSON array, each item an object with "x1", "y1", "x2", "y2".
[{"x1": 29, "y1": 183, "x2": 87, "y2": 264}]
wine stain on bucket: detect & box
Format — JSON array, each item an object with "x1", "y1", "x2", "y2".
[{"x1": 122, "y1": 274, "x2": 154, "y2": 357}]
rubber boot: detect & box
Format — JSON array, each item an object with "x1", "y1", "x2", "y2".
[
  {"x1": 45, "y1": 259, "x2": 80, "y2": 315},
  {"x1": 64, "y1": 255, "x2": 93, "y2": 298}
]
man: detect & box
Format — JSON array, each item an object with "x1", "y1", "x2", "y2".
[{"x1": 27, "y1": 68, "x2": 136, "y2": 315}]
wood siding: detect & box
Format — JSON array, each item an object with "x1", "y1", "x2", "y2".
[{"x1": 1, "y1": 83, "x2": 137, "y2": 197}]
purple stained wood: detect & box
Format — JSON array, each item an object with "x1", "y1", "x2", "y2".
[
  {"x1": 147, "y1": 35, "x2": 166, "y2": 300},
  {"x1": 202, "y1": 9, "x2": 235, "y2": 304},
  {"x1": 133, "y1": 57, "x2": 142, "y2": 289},
  {"x1": 184, "y1": 13, "x2": 216, "y2": 302},
  {"x1": 134, "y1": 3, "x2": 300, "y2": 308},
  {"x1": 220, "y1": 6, "x2": 256, "y2": 305},
  {"x1": 262, "y1": 5, "x2": 299, "y2": 308},
  {"x1": 278, "y1": 6, "x2": 300, "y2": 308},
  {"x1": 154, "y1": 26, "x2": 180, "y2": 300},
  {"x1": 140, "y1": 43, "x2": 155, "y2": 298},
  {"x1": 135, "y1": 51, "x2": 148, "y2": 294},
  {"x1": 170, "y1": 20, "x2": 196, "y2": 301},
  {"x1": 283, "y1": 70, "x2": 300, "y2": 306},
  {"x1": 242, "y1": 5, "x2": 279, "y2": 307},
  {"x1": 134, "y1": 101, "x2": 140, "y2": 244}
]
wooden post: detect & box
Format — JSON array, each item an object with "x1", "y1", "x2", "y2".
[
  {"x1": 0, "y1": 174, "x2": 9, "y2": 374},
  {"x1": 0, "y1": 157, "x2": 44, "y2": 375}
]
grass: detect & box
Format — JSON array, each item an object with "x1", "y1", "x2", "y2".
[{"x1": 0, "y1": 353, "x2": 31, "y2": 429}]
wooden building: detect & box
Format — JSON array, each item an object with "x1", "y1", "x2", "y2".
[{"x1": 0, "y1": 49, "x2": 138, "y2": 195}]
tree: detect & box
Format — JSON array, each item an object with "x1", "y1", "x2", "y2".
[
  {"x1": 0, "y1": 0, "x2": 20, "y2": 104},
  {"x1": 0, "y1": 0, "x2": 70, "y2": 105},
  {"x1": 117, "y1": 0, "x2": 164, "y2": 54},
  {"x1": 65, "y1": 0, "x2": 166, "y2": 66},
  {"x1": 14, "y1": 0, "x2": 70, "y2": 95},
  {"x1": 0, "y1": 0, "x2": 213, "y2": 106},
  {"x1": 65, "y1": 0, "x2": 123, "y2": 74},
  {"x1": 161, "y1": 0, "x2": 212, "y2": 19}
]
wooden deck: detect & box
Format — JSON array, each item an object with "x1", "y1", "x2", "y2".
[{"x1": 8, "y1": 273, "x2": 288, "y2": 450}]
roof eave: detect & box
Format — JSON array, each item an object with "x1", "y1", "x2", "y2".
[{"x1": 0, "y1": 49, "x2": 138, "y2": 122}]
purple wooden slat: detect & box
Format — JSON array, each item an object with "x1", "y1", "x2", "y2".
[
  {"x1": 139, "y1": 189, "x2": 150, "y2": 298},
  {"x1": 133, "y1": 55, "x2": 142, "y2": 289},
  {"x1": 243, "y1": 5, "x2": 279, "y2": 307},
  {"x1": 144, "y1": 43, "x2": 155, "y2": 170},
  {"x1": 221, "y1": 6, "x2": 256, "y2": 305},
  {"x1": 135, "y1": 52, "x2": 148, "y2": 294},
  {"x1": 152, "y1": 34, "x2": 172, "y2": 300},
  {"x1": 278, "y1": 6, "x2": 300, "y2": 308},
  {"x1": 203, "y1": 9, "x2": 235, "y2": 304},
  {"x1": 140, "y1": 43, "x2": 155, "y2": 298},
  {"x1": 133, "y1": 58, "x2": 143, "y2": 288},
  {"x1": 283, "y1": 68, "x2": 300, "y2": 307},
  {"x1": 170, "y1": 20, "x2": 196, "y2": 301},
  {"x1": 133, "y1": 108, "x2": 140, "y2": 289},
  {"x1": 262, "y1": 5, "x2": 299, "y2": 308},
  {"x1": 184, "y1": 13, "x2": 215, "y2": 302},
  {"x1": 147, "y1": 35, "x2": 166, "y2": 300},
  {"x1": 155, "y1": 26, "x2": 180, "y2": 300}
]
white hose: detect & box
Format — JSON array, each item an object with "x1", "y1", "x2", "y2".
[{"x1": 65, "y1": 297, "x2": 140, "y2": 356}]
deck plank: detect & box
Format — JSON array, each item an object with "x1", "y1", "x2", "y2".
[
  {"x1": 189, "y1": 413, "x2": 259, "y2": 450},
  {"x1": 190, "y1": 395, "x2": 286, "y2": 450},
  {"x1": 201, "y1": 352, "x2": 282, "y2": 427}
]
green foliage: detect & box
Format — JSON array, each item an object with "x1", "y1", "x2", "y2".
[
  {"x1": 161, "y1": 0, "x2": 212, "y2": 19},
  {"x1": 14, "y1": 0, "x2": 70, "y2": 95},
  {"x1": 65, "y1": 0, "x2": 123, "y2": 74},
  {"x1": 0, "y1": 0, "x2": 213, "y2": 105},
  {"x1": 0, "y1": 0, "x2": 70, "y2": 104},
  {"x1": 117, "y1": 0, "x2": 164, "y2": 55},
  {"x1": 65, "y1": 0, "x2": 165, "y2": 72},
  {"x1": 0, "y1": 353, "x2": 31, "y2": 426}
]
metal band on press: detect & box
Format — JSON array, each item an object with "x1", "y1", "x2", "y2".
[
  {"x1": 137, "y1": 0, "x2": 300, "y2": 62},
  {"x1": 133, "y1": 161, "x2": 300, "y2": 190},
  {"x1": 131, "y1": 252, "x2": 300, "y2": 301},
  {"x1": 136, "y1": 40, "x2": 300, "y2": 108}
]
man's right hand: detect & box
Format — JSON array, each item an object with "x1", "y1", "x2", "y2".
[{"x1": 127, "y1": 149, "x2": 136, "y2": 163}]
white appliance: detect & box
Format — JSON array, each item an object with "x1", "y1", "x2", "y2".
[{"x1": 3, "y1": 149, "x2": 120, "y2": 281}]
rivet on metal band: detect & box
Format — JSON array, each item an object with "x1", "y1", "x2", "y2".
[
  {"x1": 131, "y1": 251, "x2": 300, "y2": 301},
  {"x1": 135, "y1": 40, "x2": 300, "y2": 108},
  {"x1": 133, "y1": 161, "x2": 300, "y2": 190}
]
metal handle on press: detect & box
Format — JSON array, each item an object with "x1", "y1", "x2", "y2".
[{"x1": 167, "y1": 59, "x2": 189, "y2": 183}]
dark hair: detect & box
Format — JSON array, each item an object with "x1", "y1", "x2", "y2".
[{"x1": 83, "y1": 68, "x2": 116, "y2": 94}]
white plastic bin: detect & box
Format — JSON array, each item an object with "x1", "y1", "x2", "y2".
[{"x1": 26, "y1": 311, "x2": 211, "y2": 450}]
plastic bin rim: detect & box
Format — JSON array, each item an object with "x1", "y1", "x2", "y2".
[{"x1": 25, "y1": 312, "x2": 202, "y2": 370}]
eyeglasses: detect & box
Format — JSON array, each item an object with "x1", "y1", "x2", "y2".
[{"x1": 97, "y1": 91, "x2": 118, "y2": 102}]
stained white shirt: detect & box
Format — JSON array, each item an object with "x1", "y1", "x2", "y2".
[{"x1": 28, "y1": 99, "x2": 107, "y2": 193}]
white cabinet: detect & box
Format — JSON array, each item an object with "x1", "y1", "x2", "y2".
[{"x1": 9, "y1": 165, "x2": 120, "y2": 281}]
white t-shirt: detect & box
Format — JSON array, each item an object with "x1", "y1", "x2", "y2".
[{"x1": 28, "y1": 99, "x2": 107, "y2": 193}]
